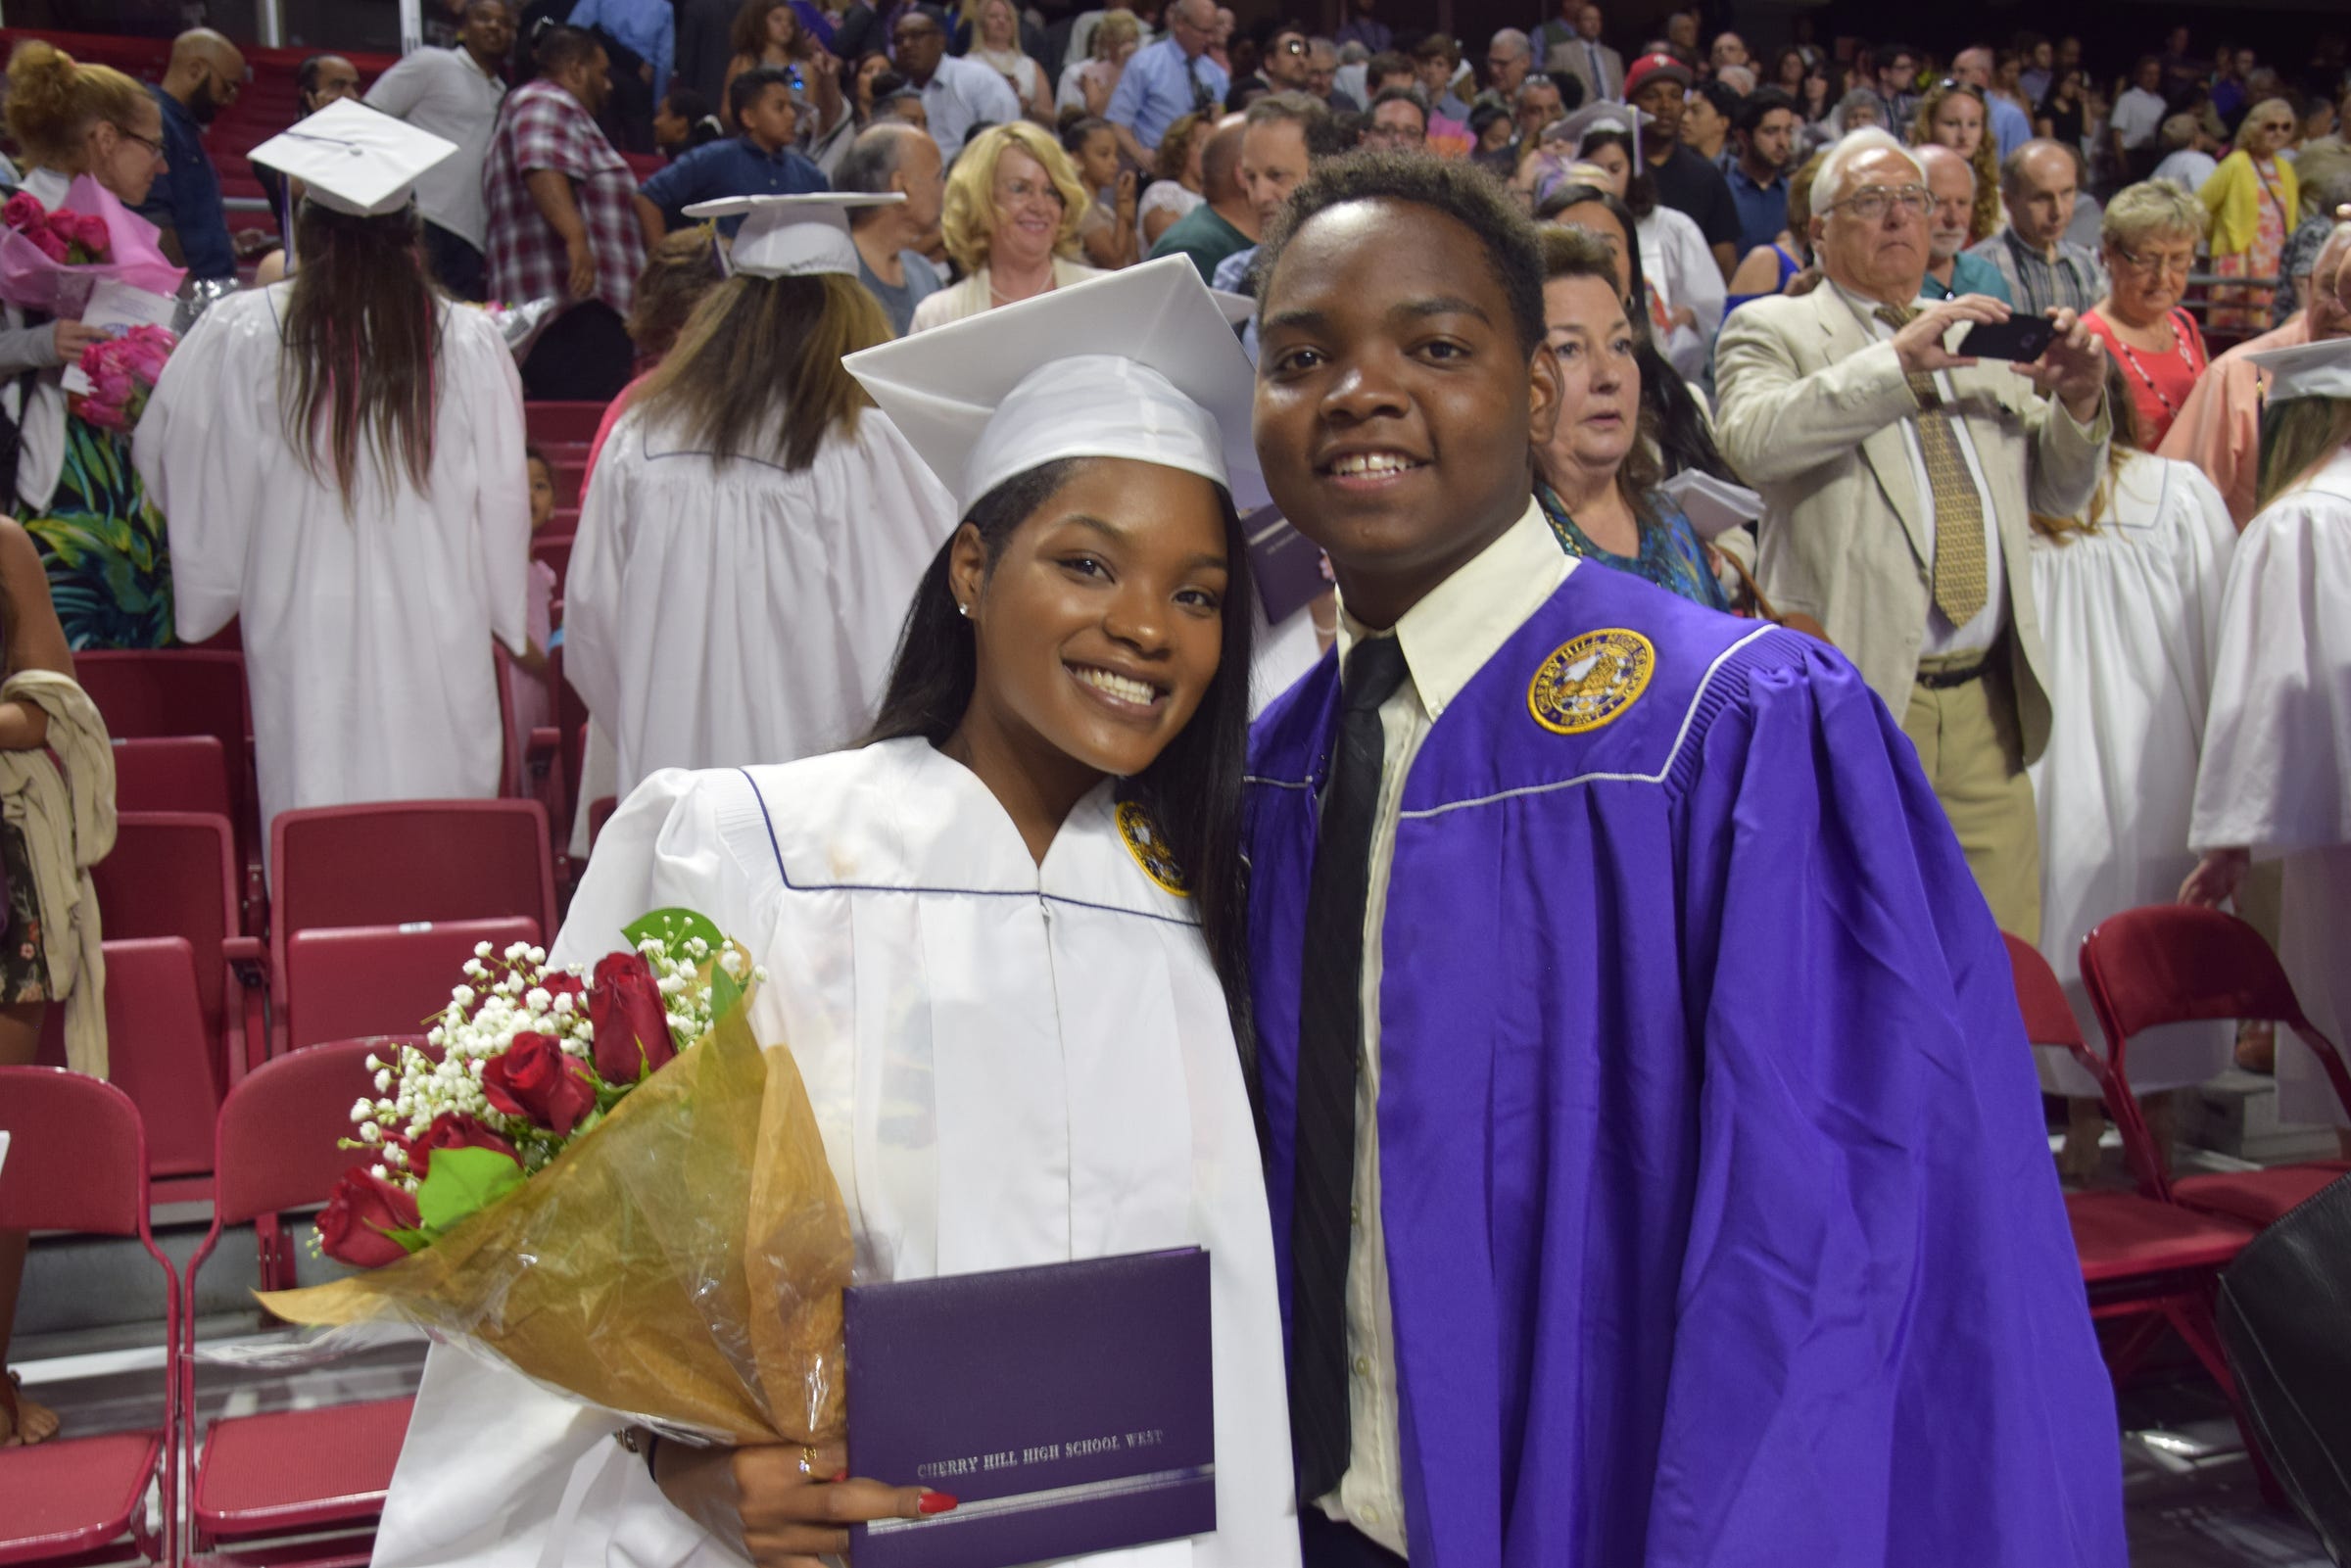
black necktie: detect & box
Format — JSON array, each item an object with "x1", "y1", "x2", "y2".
[{"x1": 1290, "y1": 634, "x2": 1411, "y2": 1504}]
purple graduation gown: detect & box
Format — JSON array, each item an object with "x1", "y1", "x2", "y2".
[{"x1": 1244, "y1": 563, "x2": 2125, "y2": 1566}]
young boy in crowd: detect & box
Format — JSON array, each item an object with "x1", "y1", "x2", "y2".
[{"x1": 1238, "y1": 153, "x2": 2128, "y2": 1568}]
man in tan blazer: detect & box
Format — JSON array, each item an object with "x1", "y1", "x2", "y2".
[
  {"x1": 1715, "y1": 127, "x2": 2111, "y2": 943},
  {"x1": 1542, "y1": 3, "x2": 1623, "y2": 102}
]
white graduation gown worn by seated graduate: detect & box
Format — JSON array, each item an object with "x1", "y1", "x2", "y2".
[
  {"x1": 133, "y1": 284, "x2": 530, "y2": 841},
  {"x1": 2028, "y1": 452, "x2": 2236, "y2": 1096},
  {"x1": 565, "y1": 407, "x2": 958, "y2": 803},
  {"x1": 372, "y1": 738, "x2": 1299, "y2": 1568},
  {"x1": 2189, "y1": 445, "x2": 2351, "y2": 1129}
]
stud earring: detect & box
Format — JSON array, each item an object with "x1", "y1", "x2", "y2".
[{"x1": 957, "y1": 602, "x2": 971, "y2": 618}]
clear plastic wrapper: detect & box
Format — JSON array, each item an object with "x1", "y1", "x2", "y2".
[{"x1": 259, "y1": 998, "x2": 853, "y2": 1445}]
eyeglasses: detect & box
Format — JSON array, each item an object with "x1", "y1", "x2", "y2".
[
  {"x1": 1830, "y1": 184, "x2": 1932, "y2": 221},
  {"x1": 994, "y1": 176, "x2": 1065, "y2": 210},
  {"x1": 111, "y1": 123, "x2": 167, "y2": 159},
  {"x1": 2112, "y1": 244, "x2": 2193, "y2": 279}
]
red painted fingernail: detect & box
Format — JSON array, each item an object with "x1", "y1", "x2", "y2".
[
  {"x1": 832, "y1": 1469, "x2": 849, "y2": 1483},
  {"x1": 919, "y1": 1491, "x2": 958, "y2": 1514}
]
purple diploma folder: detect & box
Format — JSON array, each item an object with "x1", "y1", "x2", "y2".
[{"x1": 844, "y1": 1248, "x2": 1216, "y2": 1568}]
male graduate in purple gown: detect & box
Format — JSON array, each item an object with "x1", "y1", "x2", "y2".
[{"x1": 1239, "y1": 155, "x2": 2127, "y2": 1567}]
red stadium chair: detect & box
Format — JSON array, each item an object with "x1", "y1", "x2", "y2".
[
  {"x1": 0, "y1": 1068, "x2": 176, "y2": 1568},
  {"x1": 112, "y1": 736, "x2": 233, "y2": 822},
  {"x1": 181, "y1": 1042, "x2": 417, "y2": 1563},
  {"x1": 2005, "y1": 935, "x2": 2258, "y2": 1391},
  {"x1": 76, "y1": 651, "x2": 262, "y2": 925},
  {"x1": 95, "y1": 814, "x2": 268, "y2": 1082},
  {"x1": 281, "y1": 919, "x2": 539, "y2": 1053},
  {"x1": 267, "y1": 802, "x2": 556, "y2": 1058},
  {"x1": 523, "y1": 402, "x2": 606, "y2": 445},
  {"x1": 35, "y1": 938, "x2": 223, "y2": 1199},
  {"x1": 2080, "y1": 906, "x2": 2351, "y2": 1226}
]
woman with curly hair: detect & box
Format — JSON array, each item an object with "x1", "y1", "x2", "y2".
[
  {"x1": 908, "y1": 121, "x2": 1099, "y2": 329},
  {"x1": 1911, "y1": 78, "x2": 2000, "y2": 244}
]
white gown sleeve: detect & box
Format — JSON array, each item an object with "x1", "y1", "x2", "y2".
[
  {"x1": 562, "y1": 412, "x2": 634, "y2": 751},
  {"x1": 135, "y1": 301, "x2": 255, "y2": 643},
  {"x1": 2169, "y1": 462, "x2": 2235, "y2": 739},
  {"x1": 449, "y1": 309, "x2": 533, "y2": 657},
  {"x1": 2188, "y1": 489, "x2": 2351, "y2": 856}
]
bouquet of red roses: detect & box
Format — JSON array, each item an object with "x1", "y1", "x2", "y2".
[
  {"x1": 72, "y1": 325, "x2": 175, "y2": 434},
  {"x1": 260, "y1": 909, "x2": 853, "y2": 1445},
  {"x1": 3, "y1": 193, "x2": 111, "y2": 264}
]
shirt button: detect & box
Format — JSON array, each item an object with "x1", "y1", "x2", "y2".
[
  {"x1": 1354, "y1": 1355, "x2": 1370, "y2": 1377},
  {"x1": 1362, "y1": 1505, "x2": 1381, "y2": 1525},
  {"x1": 1350, "y1": 1203, "x2": 1361, "y2": 1227}
]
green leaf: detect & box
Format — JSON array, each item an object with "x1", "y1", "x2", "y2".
[
  {"x1": 412, "y1": 1146, "x2": 527, "y2": 1232},
  {"x1": 382, "y1": 1226, "x2": 437, "y2": 1255},
  {"x1": 622, "y1": 907, "x2": 725, "y2": 956},
  {"x1": 709, "y1": 962, "x2": 744, "y2": 1022}
]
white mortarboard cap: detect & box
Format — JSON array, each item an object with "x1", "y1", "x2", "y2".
[
  {"x1": 2245, "y1": 336, "x2": 2351, "y2": 403},
  {"x1": 683, "y1": 192, "x2": 902, "y2": 278},
  {"x1": 247, "y1": 99, "x2": 458, "y2": 217},
  {"x1": 844, "y1": 255, "x2": 1259, "y2": 516},
  {"x1": 1556, "y1": 101, "x2": 1648, "y2": 153}
]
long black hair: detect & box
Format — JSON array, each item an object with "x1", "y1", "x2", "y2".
[
  {"x1": 1538, "y1": 180, "x2": 1738, "y2": 484},
  {"x1": 865, "y1": 458, "x2": 1259, "y2": 1040}
]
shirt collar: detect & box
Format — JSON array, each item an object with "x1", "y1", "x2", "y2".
[{"x1": 1335, "y1": 498, "x2": 1569, "y2": 723}]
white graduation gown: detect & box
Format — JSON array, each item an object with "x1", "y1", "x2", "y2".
[
  {"x1": 2027, "y1": 454, "x2": 2236, "y2": 1096},
  {"x1": 133, "y1": 285, "x2": 530, "y2": 845},
  {"x1": 2188, "y1": 445, "x2": 2351, "y2": 1128},
  {"x1": 1636, "y1": 206, "x2": 1723, "y2": 385},
  {"x1": 566, "y1": 407, "x2": 958, "y2": 803},
  {"x1": 372, "y1": 739, "x2": 1299, "y2": 1568}
]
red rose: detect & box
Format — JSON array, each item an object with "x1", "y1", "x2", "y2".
[
  {"x1": 316, "y1": 1168, "x2": 421, "y2": 1268},
  {"x1": 29, "y1": 227, "x2": 68, "y2": 262},
  {"x1": 43, "y1": 209, "x2": 77, "y2": 242},
  {"x1": 2, "y1": 193, "x2": 44, "y2": 233},
  {"x1": 591, "y1": 951, "x2": 676, "y2": 1084},
  {"x1": 481, "y1": 1030, "x2": 597, "y2": 1135},
  {"x1": 72, "y1": 212, "x2": 110, "y2": 254},
  {"x1": 409, "y1": 1112, "x2": 519, "y2": 1177}
]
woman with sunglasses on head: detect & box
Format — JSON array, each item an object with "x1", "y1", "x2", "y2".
[
  {"x1": 0, "y1": 40, "x2": 175, "y2": 649},
  {"x1": 371, "y1": 258, "x2": 1299, "y2": 1568}
]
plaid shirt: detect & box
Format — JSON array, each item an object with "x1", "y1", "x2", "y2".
[{"x1": 484, "y1": 79, "x2": 644, "y2": 316}]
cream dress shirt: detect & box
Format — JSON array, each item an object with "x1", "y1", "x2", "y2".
[{"x1": 1319, "y1": 502, "x2": 1571, "y2": 1553}]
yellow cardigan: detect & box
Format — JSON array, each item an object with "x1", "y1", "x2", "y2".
[{"x1": 2199, "y1": 149, "x2": 2299, "y2": 259}]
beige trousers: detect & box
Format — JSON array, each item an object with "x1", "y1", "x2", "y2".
[{"x1": 1901, "y1": 651, "x2": 2041, "y2": 945}]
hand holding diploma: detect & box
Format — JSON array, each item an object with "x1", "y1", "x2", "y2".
[{"x1": 649, "y1": 1436, "x2": 954, "y2": 1568}]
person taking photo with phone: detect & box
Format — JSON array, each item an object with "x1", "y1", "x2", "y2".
[{"x1": 1715, "y1": 126, "x2": 2110, "y2": 942}]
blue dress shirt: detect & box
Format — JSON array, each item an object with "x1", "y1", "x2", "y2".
[
  {"x1": 567, "y1": 0, "x2": 676, "y2": 101},
  {"x1": 134, "y1": 86, "x2": 234, "y2": 282},
  {"x1": 1106, "y1": 37, "x2": 1227, "y2": 152}
]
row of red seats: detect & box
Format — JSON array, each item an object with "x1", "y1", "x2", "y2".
[
  {"x1": 2016, "y1": 905, "x2": 2351, "y2": 1499},
  {"x1": 2, "y1": 1042, "x2": 409, "y2": 1567}
]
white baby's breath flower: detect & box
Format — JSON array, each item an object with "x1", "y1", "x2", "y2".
[
  {"x1": 359, "y1": 1122, "x2": 382, "y2": 1144},
  {"x1": 552, "y1": 991, "x2": 575, "y2": 1016},
  {"x1": 527, "y1": 945, "x2": 547, "y2": 966},
  {"x1": 374, "y1": 1069, "x2": 392, "y2": 1093},
  {"x1": 474, "y1": 940, "x2": 494, "y2": 959},
  {"x1": 453, "y1": 984, "x2": 476, "y2": 1008},
  {"x1": 504, "y1": 941, "x2": 529, "y2": 962},
  {"x1": 525, "y1": 986, "x2": 552, "y2": 1014},
  {"x1": 350, "y1": 1097, "x2": 372, "y2": 1122},
  {"x1": 370, "y1": 1164, "x2": 388, "y2": 1180}
]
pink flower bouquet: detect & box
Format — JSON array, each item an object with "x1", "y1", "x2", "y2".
[
  {"x1": 0, "y1": 175, "x2": 184, "y2": 316},
  {"x1": 73, "y1": 325, "x2": 177, "y2": 433}
]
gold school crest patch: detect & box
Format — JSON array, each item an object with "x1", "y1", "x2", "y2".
[
  {"x1": 1116, "y1": 801, "x2": 1190, "y2": 897},
  {"x1": 1527, "y1": 629, "x2": 1656, "y2": 736}
]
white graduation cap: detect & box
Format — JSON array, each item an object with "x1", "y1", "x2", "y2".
[
  {"x1": 247, "y1": 99, "x2": 457, "y2": 217},
  {"x1": 683, "y1": 192, "x2": 903, "y2": 278},
  {"x1": 843, "y1": 255, "x2": 1260, "y2": 516},
  {"x1": 2246, "y1": 336, "x2": 2351, "y2": 403},
  {"x1": 1555, "y1": 101, "x2": 1649, "y2": 153}
]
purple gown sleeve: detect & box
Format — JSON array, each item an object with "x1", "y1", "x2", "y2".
[{"x1": 1653, "y1": 641, "x2": 2126, "y2": 1566}]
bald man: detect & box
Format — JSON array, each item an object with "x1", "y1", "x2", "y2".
[
  {"x1": 1146, "y1": 113, "x2": 1258, "y2": 283},
  {"x1": 138, "y1": 27, "x2": 245, "y2": 280}
]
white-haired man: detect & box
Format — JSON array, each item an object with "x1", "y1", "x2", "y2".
[
  {"x1": 1715, "y1": 127, "x2": 2111, "y2": 940},
  {"x1": 1917, "y1": 143, "x2": 2011, "y2": 304}
]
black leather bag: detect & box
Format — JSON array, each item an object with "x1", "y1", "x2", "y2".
[{"x1": 2216, "y1": 1170, "x2": 2351, "y2": 1565}]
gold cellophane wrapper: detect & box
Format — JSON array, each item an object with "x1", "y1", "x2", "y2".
[{"x1": 257, "y1": 999, "x2": 852, "y2": 1445}]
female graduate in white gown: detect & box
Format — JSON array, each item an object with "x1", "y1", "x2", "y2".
[
  {"x1": 371, "y1": 258, "x2": 1300, "y2": 1568},
  {"x1": 2026, "y1": 381, "x2": 2236, "y2": 1164},
  {"x1": 2183, "y1": 338, "x2": 2351, "y2": 1135},
  {"x1": 567, "y1": 195, "x2": 959, "y2": 804},
  {"x1": 133, "y1": 105, "x2": 529, "y2": 846}
]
